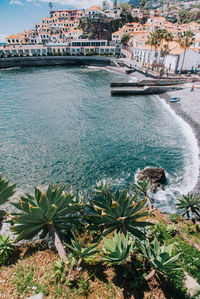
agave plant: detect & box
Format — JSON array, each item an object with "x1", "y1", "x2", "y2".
[
  {"x1": 0, "y1": 234, "x2": 16, "y2": 265},
  {"x1": 86, "y1": 181, "x2": 152, "y2": 240},
  {"x1": 0, "y1": 174, "x2": 16, "y2": 219},
  {"x1": 93, "y1": 179, "x2": 111, "y2": 194},
  {"x1": 10, "y1": 184, "x2": 82, "y2": 261},
  {"x1": 66, "y1": 236, "x2": 98, "y2": 265},
  {"x1": 138, "y1": 237, "x2": 181, "y2": 279},
  {"x1": 176, "y1": 193, "x2": 200, "y2": 220},
  {"x1": 134, "y1": 180, "x2": 153, "y2": 211},
  {"x1": 101, "y1": 232, "x2": 134, "y2": 265}
]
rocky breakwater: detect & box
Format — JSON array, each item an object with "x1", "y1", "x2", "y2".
[{"x1": 137, "y1": 167, "x2": 167, "y2": 192}]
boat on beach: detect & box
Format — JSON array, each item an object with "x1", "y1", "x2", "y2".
[{"x1": 169, "y1": 97, "x2": 181, "y2": 103}]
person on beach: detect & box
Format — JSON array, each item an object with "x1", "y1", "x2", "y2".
[{"x1": 191, "y1": 85, "x2": 195, "y2": 92}]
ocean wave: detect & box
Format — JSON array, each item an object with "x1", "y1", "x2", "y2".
[{"x1": 150, "y1": 96, "x2": 200, "y2": 212}]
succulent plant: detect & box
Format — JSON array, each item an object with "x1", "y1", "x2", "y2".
[
  {"x1": 0, "y1": 234, "x2": 15, "y2": 265},
  {"x1": 0, "y1": 174, "x2": 16, "y2": 219},
  {"x1": 138, "y1": 237, "x2": 181, "y2": 277},
  {"x1": 66, "y1": 236, "x2": 98, "y2": 260},
  {"x1": 10, "y1": 184, "x2": 82, "y2": 261},
  {"x1": 176, "y1": 193, "x2": 200, "y2": 220},
  {"x1": 101, "y1": 232, "x2": 134, "y2": 265},
  {"x1": 87, "y1": 181, "x2": 152, "y2": 240}
]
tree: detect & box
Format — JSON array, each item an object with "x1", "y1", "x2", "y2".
[
  {"x1": 0, "y1": 174, "x2": 16, "y2": 219},
  {"x1": 161, "y1": 32, "x2": 173, "y2": 58},
  {"x1": 10, "y1": 184, "x2": 82, "y2": 261},
  {"x1": 147, "y1": 31, "x2": 161, "y2": 65},
  {"x1": 176, "y1": 193, "x2": 200, "y2": 220},
  {"x1": 121, "y1": 33, "x2": 131, "y2": 45},
  {"x1": 102, "y1": 0, "x2": 110, "y2": 11},
  {"x1": 147, "y1": 29, "x2": 173, "y2": 66},
  {"x1": 119, "y1": 1, "x2": 131, "y2": 11},
  {"x1": 178, "y1": 30, "x2": 195, "y2": 75},
  {"x1": 141, "y1": 0, "x2": 146, "y2": 8},
  {"x1": 161, "y1": 44, "x2": 170, "y2": 57},
  {"x1": 86, "y1": 181, "x2": 152, "y2": 240}
]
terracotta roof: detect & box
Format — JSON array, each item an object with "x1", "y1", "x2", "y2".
[
  {"x1": 192, "y1": 47, "x2": 200, "y2": 53},
  {"x1": 86, "y1": 5, "x2": 101, "y2": 11},
  {"x1": 7, "y1": 35, "x2": 19, "y2": 39},
  {"x1": 112, "y1": 30, "x2": 122, "y2": 35},
  {"x1": 130, "y1": 31, "x2": 148, "y2": 35},
  {"x1": 69, "y1": 29, "x2": 83, "y2": 32}
]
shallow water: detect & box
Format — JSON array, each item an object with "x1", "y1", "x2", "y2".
[{"x1": 0, "y1": 66, "x2": 198, "y2": 212}]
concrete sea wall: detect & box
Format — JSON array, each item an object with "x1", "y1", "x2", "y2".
[{"x1": 0, "y1": 56, "x2": 112, "y2": 69}]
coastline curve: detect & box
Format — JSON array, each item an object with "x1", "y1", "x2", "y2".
[{"x1": 159, "y1": 93, "x2": 200, "y2": 195}]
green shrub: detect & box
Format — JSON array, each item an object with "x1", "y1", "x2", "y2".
[
  {"x1": 0, "y1": 234, "x2": 15, "y2": 265},
  {"x1": 169, "y1": 214, "x2": 179, "y2": 224},
  {"x1": 195, "y1": 223, "x2": 200, "y2": 233},
  {"x1": 177, "y1": 241, "x2": 200, "y2": 284},
  {"x1": 166, "y1": 224, "x2": 178, "y2": 236},
  {"x1": 52, "y1": 260, "x2": 67, "y2": 283},
  {"x1": 150, "y1": 223, "x2": 170, "y2": 242}
]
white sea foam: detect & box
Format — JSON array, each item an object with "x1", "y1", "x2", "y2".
[
  {"x1": 0, "y1": 67, "x2": 21, "y2": 71},
  {"x1": 159, "y1": 97, "x2": 199, "y2": 191},
  {"x1": 152, "y1": 96, "x2": 199, "y2": 212}
]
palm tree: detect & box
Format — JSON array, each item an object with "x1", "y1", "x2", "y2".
[
  {"x1": 178, "y1": 31, "x2": 195, "y2": 75},
  {"x1": 134, "y1": 180, "x2": 153, "y2": 211},
  {"x1": 164, "y1": 32, "x2": 173, "y2": 44},
  {"x1": 147, "y1": 29, "x2": 173, "y2": 69},
  {"x1": 147, "y1": 31, "x2": 160, "y2": 67},
  {"x1": 176, "y1": 193, "x2": 200, "y2": 220},
  {"x1": 10, "y1": 184, "x2": 82, "y2": 261},
  {"x1": 0, "y1": 174, "x2": 16, "y2": 219},
  {"x1": 147, "y1": 35, "x2": 155, "y2": 68}
]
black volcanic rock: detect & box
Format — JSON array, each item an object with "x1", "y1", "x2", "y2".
[{"x1": 137, "y1": 167, "x2": 166, "y2": 191}]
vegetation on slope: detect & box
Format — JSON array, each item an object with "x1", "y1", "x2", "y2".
[{"x1": 0, "y1": 174, "x2": 200, "y2": 298}]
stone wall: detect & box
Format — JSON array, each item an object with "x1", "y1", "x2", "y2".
[{"x1": 0, "y1": 56, "x2": 111, "y2": 69}]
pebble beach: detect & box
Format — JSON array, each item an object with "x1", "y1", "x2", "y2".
[{"x1": 163, "y1": 86, "x2": 200, "y2": 193}]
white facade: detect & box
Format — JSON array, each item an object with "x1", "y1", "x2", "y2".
[
  {"x1": 164, "y1": 54, "x2": 178, "y2": 72},
  {"x1": 177, "y1": 49, "x2": 200, "y2": 71},
  {"x1": 132, "y1": 47, "x2": 161, "y2": 66}
]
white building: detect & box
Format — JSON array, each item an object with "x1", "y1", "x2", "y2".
[{"x1": 85, "y1": 5, "x2": 104, "y2": 18}]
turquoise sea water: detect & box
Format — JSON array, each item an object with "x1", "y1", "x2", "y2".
[{"x1": 0, "y1": 66, "x2": 198, "y2": 212}]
